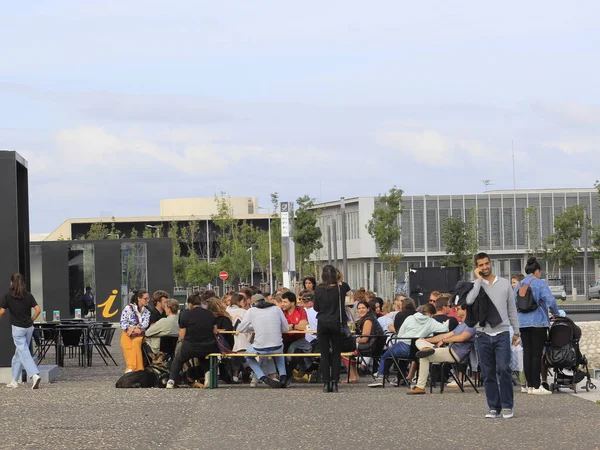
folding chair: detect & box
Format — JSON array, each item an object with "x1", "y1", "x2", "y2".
[
  {"x1": 381, "y1": 337, "x2": 419, "y2": 388},
  {"x1": 353, "y1": 334, "x2": 386, "y2": 379},
  {"x1": 429, "y1": 341, "x2": 479, "y2": 394}
]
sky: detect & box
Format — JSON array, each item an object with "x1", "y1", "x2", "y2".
[{"x1": 1, "y1": 0, "x2": 599, "y2": 233}]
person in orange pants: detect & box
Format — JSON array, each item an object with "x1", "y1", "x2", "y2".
[{"x1": 119, "y1": 290, "x2": 151, "y2": 372}]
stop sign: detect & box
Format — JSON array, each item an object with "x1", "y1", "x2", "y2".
[{"x1": 219, "y1": 271, "x2": 228, "y2": 280}]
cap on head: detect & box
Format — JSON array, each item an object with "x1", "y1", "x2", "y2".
[{"x1": 251, "y1": 294, "x2": 265, "y2": 303}]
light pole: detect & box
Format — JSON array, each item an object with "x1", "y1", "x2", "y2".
[
  {"x1": 258, "y1": 206, "x2": 273, "y2": 293},
  {"x1": 247, "y1": 247, "x2": 254, "y2": 287}
]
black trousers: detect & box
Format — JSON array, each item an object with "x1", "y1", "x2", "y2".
[
  {"x1": 317, "y1": 321, "x2": 342, "y2": 383},
  {"x1": 169, "y1": 341, "x2": 213, "y2": 384},
  {"x1": 521, "y1": 327, "x2": 548, "y2": 389}
]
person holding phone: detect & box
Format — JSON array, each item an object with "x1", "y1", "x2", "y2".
[{"x1": 466, "y1": 252, "x2": 520, "y2": 419}]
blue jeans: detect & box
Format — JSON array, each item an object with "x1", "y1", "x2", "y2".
[
  {"x1": 286, "y1": 338, "x2": 313, "y2": 370},
  {"x1": 11, "y1": 325, "x2": 40, "y2": 381},
  {"x1": 476, "y1": 331, "x2": 513, "y2": 411},
  {"x1": 377, "y1": 341, "x2": 410, "y2": 376},
  {"x1": 245, "y1": 344, "x2": 286, "y2": 379}
]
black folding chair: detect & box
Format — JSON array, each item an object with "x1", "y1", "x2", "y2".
[
  {"x1": 428, "y1": 341, "x2": 479, "y2": 394},
  {"x1": 353, "y1": 334, "x2": 386, "y2": 379},
  {"x1": 381, "y1": 337, "x2": 419, "y2": 388}
]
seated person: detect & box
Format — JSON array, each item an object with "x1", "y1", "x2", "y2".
[
  {"x1": 149, "y1": 290, "x2": 169, "y2": 325},
  {"x1": 407, "y1": 304, "x2": 476, "y2": 394},
  {"x1": 145, "y1": 299, "x2": 180, "y2": 354},
  {"x1": 166, "y1": 293, "x2": 217, "y2": 388},
  {"x1": 369, "y1": 303, "x2": 449, "y2": 387},
  {"x1": 281, "y1": 292, "x2": 312, "y2": 377},
  {"x1": 344, "y1": 300, "x2": 385, "y2": 382},
  {"x1": 433, "y1": 295, "x2": 459, "y2": 331},
  {"x1": 369, "y1": 297, "x2": 385, "y2": 318},
  {"x1": 392, "y1": 297, "x2": 417, "y2": 333},
  {"x1": 205, "y1": 297, "x2": 234, "y2": 349},
  {"x1": 237, "y1": 294, "x2": 290, "y2": 389}
]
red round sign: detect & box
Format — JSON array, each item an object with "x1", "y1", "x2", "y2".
[{"x1": 219, "y1": 271, "x2": 228, "y2": 280}]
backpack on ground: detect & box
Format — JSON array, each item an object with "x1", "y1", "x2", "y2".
[{"x1": 516, "y1": 278, "x2": 538, "y2": 313}]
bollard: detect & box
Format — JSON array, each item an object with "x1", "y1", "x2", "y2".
[{"x1": 572, "y1": 287, "x2": 577, "y2": 302}]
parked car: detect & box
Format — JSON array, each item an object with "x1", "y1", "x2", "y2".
[
  {"x1": 588, "y1": 278, "x2": 600, "y2": 300},
  {"x1": 547, "y1": 277, "x2": 567, "y2": 301}
]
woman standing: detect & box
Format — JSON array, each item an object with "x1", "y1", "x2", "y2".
[
  {"x1": 120, "y1": 290, "x2": 151, "y2": 372},
  {"x1": 314, "y1": 265, "x2": 350, "y2": 393},
  {"x1": 515, "y1": 257, "x2": 559, "y2": 395},
  {"x1": 0, "y1": 274, "x2": 42, "y2": 389}
]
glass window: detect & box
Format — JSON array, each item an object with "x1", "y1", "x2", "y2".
[
  {"x1": 68, "y1": 243, "x2": 96, "y2": 318},
  {"x1": 120, "y1": 242, "x2": 148, "y2": 309}
]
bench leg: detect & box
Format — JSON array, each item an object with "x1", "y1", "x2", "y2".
[{"x1": 209, "y1": 356, "x2": 218, "y2": 389}]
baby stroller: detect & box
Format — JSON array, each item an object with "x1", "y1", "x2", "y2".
[{"x1": 545, "y1": 317, "x2": 596, "y2": 393}]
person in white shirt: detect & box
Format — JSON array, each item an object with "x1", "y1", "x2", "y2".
[{"x1": 144, "y1": 299, "x2": 180, "y2": 354}]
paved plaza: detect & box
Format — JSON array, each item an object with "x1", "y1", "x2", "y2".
[{"x1": 1, "y1": 337, "x2": 599, "y2": 450}]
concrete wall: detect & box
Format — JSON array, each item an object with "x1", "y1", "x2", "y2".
[
  {"x1": 160, "y1": 197, "x2": 258, "y2": 216},
  {"x1": 577, "y1": 321, "x2": 600, "y2": 370}
]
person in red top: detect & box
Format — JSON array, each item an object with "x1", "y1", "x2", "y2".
[{"x1": 281, "y1": 292, "x2": 312, "y2": 384}]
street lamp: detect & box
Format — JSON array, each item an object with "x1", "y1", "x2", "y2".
[
  {"x1": 247, "y1": 247, "x2": 254, "y2": 287},
  {"x1": 257, "y1": 206, "x2": 273, "y2": 293}
]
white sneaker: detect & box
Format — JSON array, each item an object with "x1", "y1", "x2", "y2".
[
  {"x1": 166, "y1": 380, "x2": 175, "y2": 389},
  {"x1": 485, "y1": 409, "x2": 501, "y2": 418},
  {"x1": 6, "y1": 380, "x2": 19, "y2": 389},
  {"x1": 527, "y1": 387, "x2": 534, "y2": 394},
  {"x1": 446, "y1": 381, "x2": 459, "y2": 388},
  {"x1": 531, "y1": 386, "x2": 552, "y2": 395},
  {"x1": 203, "y1": 371, "x2": 211, "y2": 389},
  {"x1": 368, "y1": 376, "x2": 383, "y2": 388},
  {"x1": 250, "y1": 374, "x2": 258, "y2": 387},
  {"x1": 502, "y1": 408, "x2": 514, "y2": 419},
  {"x1": 31, "y1": 374, "x2": 41, "y2": 390},
  {"x1": 521, "y1": 386, "x2": 528, "y2": 393}
]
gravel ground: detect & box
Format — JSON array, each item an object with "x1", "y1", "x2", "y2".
[{"x1": 1, "y1": 333, "x2": 599, "y2": 450}]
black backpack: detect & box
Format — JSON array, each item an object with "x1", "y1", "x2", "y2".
[{"x1": 516, "y1": 278, "x2": 538, "y2": 313}]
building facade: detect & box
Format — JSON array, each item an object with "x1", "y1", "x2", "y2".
[{"x1": 313, "y1": 189, "x2": 599, "y2": 297}]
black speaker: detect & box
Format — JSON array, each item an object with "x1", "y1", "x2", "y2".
[
  {"x1": 0, "y1": 151, "x2": 30, "y2": 366},
  {"x1": 409, "y1": 267, "x2": 462, "y2": 306}
]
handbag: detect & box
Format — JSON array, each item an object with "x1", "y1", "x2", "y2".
[{"x1": 338, "y1": 284, "x2": 352, "y2": 339}]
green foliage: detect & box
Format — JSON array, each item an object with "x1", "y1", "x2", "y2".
[
  {"x1": 542, "y1": 205, "x2": 586, "y2": 271},
  {"x1": 294, "y1": 195, "x2": 323, "y2": 279},
  {"x1": 185, "y1": 260, "x2": 220, "y2": 286},
  {"x1": 367, "y1": 186, "x2": 404, "y2": 266},
  {"x1": 173, "y1": 255, "x2": 186, "y2": 286},
  {"x1": 525, "y1": 206, "x2": 540, "y2": 257},
  {"x1": 441, "y1": 209, "x2": 478, "y2": 275},
  {"x1": 130, "y1": 227, "x2": 139, "y2": 239},
  {"x1": 107, "y1": 217, "x2": 121, "y2": 239},
  {"x1": 86, "y1": 222, "x2": 109, "y2": 240},
  {"x1": 592, "y1": 181, "x2": 600, "y2": 260}
]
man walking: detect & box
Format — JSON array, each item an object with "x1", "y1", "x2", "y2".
[{"x1": 466, "y1": 252, "x2": 520, "y2": 419}]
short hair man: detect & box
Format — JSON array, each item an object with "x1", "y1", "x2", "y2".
[
  {"x1": 281, "y1": 292, "x2": 312, "y2": 382},
  {"x1": 407, "y1": 304, "x2": 476, "y2": 394},
  {"x1": 433, "y1": 295, "x2": 459, "y2": 331},
  {"x1": 466, "y1": 252, "x2": 520, "y2": 419},
  {"x1": 145, "y1": 299, "x2": 180, "y2": 354},
  {"x1": 150, "y1": 290, "x2": 169, "y2": 324},
  {"x1": 429, "y1": 291, "x2": 441, "y2": 304},
  {"x1": 238, "y1": 288, "x2": 253, "y2": 310},
  {"x1": 237, "y1": 294, "x2": 290, "y2": 388}
]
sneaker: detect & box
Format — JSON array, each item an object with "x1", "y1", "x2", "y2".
[
  {"x1": 527, "y1": 387, "x2": 533, "y2": 394},
  {"x1": 415, "y1": 348, "x2": 435, "y2": 358},
  {"x1": 446, "y1": 381, "x2": 460, "y2": 389},
  {"x1": 502, "y1": 409, "x2": 514, "y2": 419},
  {"x1": 261, "y1": 376, "x2": 282, "y2": 389},
  {"x1": 31, "y1": 374, "x2": 41, "y2": 390},
  {"x1": 166, "y1": 380, "x2": 175, "y2": 389},
  {"x1": 485, "y1": 409, "x2": 501, "y2": 419},
  {"x1": 232, "y1": 376, "x2": 240, "y2": 384},
  {"x1": 406, "y1": 387, "x2": 426, "y2": 395},
  {"x1": 6, "y1": 380, "x2": 19, "y2": 389},
  {"x1": 521, "y1": 386, "x2": 528, "y2": 393},
  {"x1": 541, "y1": 381, "x2": 550, "y2": 391},
  {"x1": 203, "y1": 371, "x2": 211, "y2": 389},
  {"x1": 368, "y1": 376, "x2": 383, "y2": 388},
  {"x1": 250, "y1": 376, "x2": 258, "y2": 387},
  {"x1": 531, "y1": 386, "x2": 552, "y2": 395},
  {"x1": 279, "y1": 375, "x2": 291, "y2": 388}
]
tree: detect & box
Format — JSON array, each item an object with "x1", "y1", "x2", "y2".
[
  {"x1": 185, "y1": 260, "x2": 220, "y2": 286},
  {"x1": 130, "y1": 227, "x2": 139, "y2": 239},
  {"x1": 367, "y1": 186, "x2": 404, "y2": 268},
  {"x1": 107, "y1": 217, "x2": 121, "y2": 239},
  {"x1": 440, "y1": 208, "x2": 478, "y2": 275},
  {"x1": 86, "y1": 222, "x2": 109, "y2": 240},
  {"x1": 542, "y1": 205, "x2": 586, "y2": 272},
  {"x1": 591, "y1": 180, "x2": 600, "y2": 260},
  {"x1": 294, "y1": 195, "x2": 323, "y2": 280},
  {"x1": 525, "y1": 206, "x2": 540, "y2": 257}
]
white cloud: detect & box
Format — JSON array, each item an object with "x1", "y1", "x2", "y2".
[
  {"x1": 544, "y1": 136, "x2": 600, "y2": 154},
  {"x1": 377, "y1": 128, "x2": 496, "y2": 166},
  {"x1": 534, "y1": 101, "x2": 600, "y2": 127}
]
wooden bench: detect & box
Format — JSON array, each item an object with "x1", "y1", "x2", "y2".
[{"x1": 206, "y1": 352, "x2": 356, "y2": 389}]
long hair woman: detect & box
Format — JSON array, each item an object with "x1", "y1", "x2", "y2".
[
  {"x1": 119, "y1": 289, "x2": 151, "y2": 372},
  {"x1": 314, "y1": 264, "x2": 351, "y2": 393},
  {"x1": 0, "y1": 273, "x2": 42, "y2": 389},
  {"x1": 516, "y1": 257, "x2": 560, "y2": 394}
]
